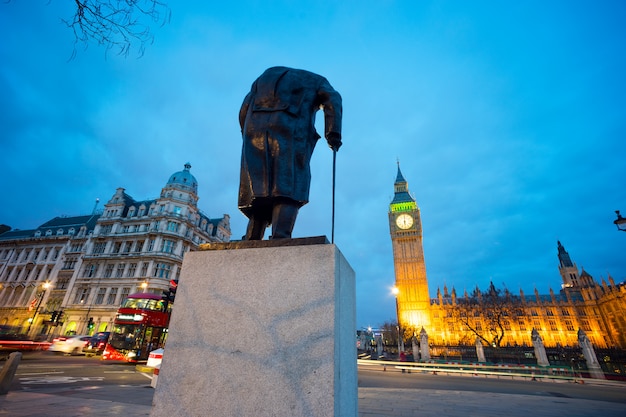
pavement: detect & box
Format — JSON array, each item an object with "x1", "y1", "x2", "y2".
[{"x1": 1, "y1": 381, "x2": 625, "y2": 417}]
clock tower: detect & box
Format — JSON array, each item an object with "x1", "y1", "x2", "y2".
[{"x1": 389, "y1": 164, "x2": 431, "y2": 330}]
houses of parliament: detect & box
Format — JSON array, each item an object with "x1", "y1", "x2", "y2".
[{"x1": 389, "y1": 165, "x2": 626, "y2": 349}]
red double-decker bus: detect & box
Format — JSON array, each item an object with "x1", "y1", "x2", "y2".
[{"x1": 102, "y1": 293, "x2": 170, "y2": 363}]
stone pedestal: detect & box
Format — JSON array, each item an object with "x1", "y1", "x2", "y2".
[{"x1": 150, "y1": 239, "x2": 357, "y2": 417}]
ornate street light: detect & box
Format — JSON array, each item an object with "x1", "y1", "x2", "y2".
[
  {"x1": 614, "y1": 210, "x2": 626, "y2": 232},
  {"x1": 27, "y1": 281, "x2": 51, "y2": 334}
]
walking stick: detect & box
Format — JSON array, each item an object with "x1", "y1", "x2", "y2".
[{"x1": 332, "y1": 149, "x2": 336, "y2": 244}]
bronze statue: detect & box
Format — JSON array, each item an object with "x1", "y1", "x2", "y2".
[{"x1": 238, "y1": 66, "x2": 342, "y2": 240}]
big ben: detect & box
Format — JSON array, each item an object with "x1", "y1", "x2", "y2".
[{"x1": 389, "y1": 164, "x2": 431, "y2": 330}]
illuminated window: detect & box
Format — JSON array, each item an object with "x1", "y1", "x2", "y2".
[{"x1": 73, "y1": 288, "x2": 90, "y2": 304}]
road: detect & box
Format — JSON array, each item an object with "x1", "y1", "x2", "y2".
[
  {"x1": 358, "y1": 365, "x2": 626, "y2": 405},
  {"x1": 9, "y1": 352, "x2": 626, "y2": 409},
  {"x1": 12, "y1": 351, "x2": 154, "y2": 406}
]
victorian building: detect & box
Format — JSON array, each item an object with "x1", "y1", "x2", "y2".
[
  {"x1": 389, "y1": 164, "x2": 626, "y2": 349},
  {"x1": 0, "y1": 163, "x2": 231, "y2": 337}
]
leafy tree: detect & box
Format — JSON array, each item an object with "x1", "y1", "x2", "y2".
[
  {"x1": 66, "y1": 0, "x2": 171, "y2": 57},
  {"x1": 453, "y1": 281, "x2": 522, "y2": 348}
]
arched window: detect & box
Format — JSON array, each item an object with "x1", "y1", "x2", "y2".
[
  {"x1": 56, "y1": 229, "x2": 63, "y2": 236},
  {"x1": 68, "y1": 228, "x2": 75, "y2": 235},
  {"x1": 45, "y1": 230, "x2": 52, "y2": 236}
]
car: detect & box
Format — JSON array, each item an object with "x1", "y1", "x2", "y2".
[
  {"x1": 48, "y1": 335, "x2": 92, "y2": 355},
  {"x1": 83, "y1": 332, "x2": 110, "y2": 355}
]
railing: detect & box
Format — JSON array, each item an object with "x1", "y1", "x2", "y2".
[{"x1": 357, "y1": 357, "x2": 585, "y2": 383}]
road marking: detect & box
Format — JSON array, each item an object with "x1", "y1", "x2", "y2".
[
  {"x1": 19, "y1": 376, "x2": 105, "y2": 384},
  {"x1": 138, "y1": 372, "x2": 153, "y2": 380},
  {"x1": 16, "y1": 371, "x2": 65, "y2": 376}
]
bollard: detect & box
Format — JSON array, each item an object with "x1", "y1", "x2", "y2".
[
  {"x1": 0, "y1": 352, "x2": 22, "y2": 395},
  {"x1": 151, "y1": 363, "x2": 161, "y2": 389}
]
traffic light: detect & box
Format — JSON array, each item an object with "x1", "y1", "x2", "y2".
[
  {"x1": 87, "y1": 317, "x2": 94, "y2": 331},
  {"x1": 56, "y1": 311, "x2": 64, "y2": 323},
  {"x1": 161, "y1": 289, "x2": 175, "y2": 303},
  {"x1": 50, "y1": 311, "x2": 58, "y2": 322},
  {"x1": 169, "y1": 279, "x2": 178, "y2": 297},
  {"x1": 161, "y1": 279, "x2": 178, "y2": 307}
]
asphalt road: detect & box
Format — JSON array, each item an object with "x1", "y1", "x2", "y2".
[
  {"x1": 358, "y1": 366, "x2": 626, "y2": 405},
  {"x1": 9, "y1": 352, "x2": 626, "y2": 408},
  {"x1": 12, "y1": 351, "x2": 153, "y2": 405}
]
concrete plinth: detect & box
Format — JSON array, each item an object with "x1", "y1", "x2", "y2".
[{"x1": 150, "y1": 240, "x2": 356, "y2": 417}]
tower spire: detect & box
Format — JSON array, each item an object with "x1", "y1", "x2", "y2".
[
  {"x1": 557, "y1": 241, "x2": 574, "y2": 267},
  {"x1": 391, "y1": 163, "x2": 415, "y2": 208}
]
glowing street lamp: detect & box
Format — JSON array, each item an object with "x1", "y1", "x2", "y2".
[
  {"x1": 391, "y1": 286, "x2": 404, "y2": 355},
  {"x1": 27, "y1": 281, "x2": 51, "y2": 334},
  {"x1": 614, "y1": 210, "x2": 626, "y2": 232}
]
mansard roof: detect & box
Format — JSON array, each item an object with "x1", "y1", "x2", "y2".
[
  {"x1": 0, "y1": 214, "x2": 100, "y2": 241},
  {"x1": 0, "y1": 229, "x2": 37, "y2": 241},
  {"x1": 39, "y1": 215, "x2": 99, "y2": 229}
]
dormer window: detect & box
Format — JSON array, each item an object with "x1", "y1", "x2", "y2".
[
  {"x1": 68, "y1": 228, "x2": 75, "y2": 235},
  {"x1": 56, "y1": 229, "x2": 63, "y2": 235},
  {"x1": 45, "y1": 230, "x2": 52, "y2": 236}
]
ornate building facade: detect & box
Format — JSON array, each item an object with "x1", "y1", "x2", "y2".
[
  {"x1": 0, "y1": 163, "x2": 231, "y2": 338},
  {"x1": 389, "y1": 165, "x2": 626, "y2": 349}
]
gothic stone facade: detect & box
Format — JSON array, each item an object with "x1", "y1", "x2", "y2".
[{"x1": 389, "y1": 165, "x2": 626, "y2": 349}]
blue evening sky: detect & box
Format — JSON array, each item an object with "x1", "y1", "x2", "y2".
[{"x1": 1, "y1": 1, "x2": 625, "y2": 328}]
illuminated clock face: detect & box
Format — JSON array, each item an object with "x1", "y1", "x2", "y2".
[{"x1": 396, "y1": 213, "x2": 414, "y2": 229}]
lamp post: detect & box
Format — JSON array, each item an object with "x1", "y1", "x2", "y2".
[
  {"x1": 27, "y1": 281, "x2": 50, "y2": 334},
  {"x1": 614, "y1": 210, "x2": 626, "y2": 232},
  {"x1": 392, "y1": 286, "x2": 404, "y2": 355}
]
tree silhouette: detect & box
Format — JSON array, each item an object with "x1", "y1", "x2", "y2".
[
  {"x1": 65, "y1": 0, "x2": 170, "y2": 58},
  {"x1": 453, "y1": 282, "x2": 523, "y2": 348}
]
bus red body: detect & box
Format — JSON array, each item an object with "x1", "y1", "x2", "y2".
[{"x1": 101, "y1": 293, "x2": 170, "y2": 363}]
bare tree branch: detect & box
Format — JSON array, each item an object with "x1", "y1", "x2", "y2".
[
  {"x1": 453, "y1": 282, "x2": 523, "y2": 348},
  {"x1": 63, "y1": 0, "x2": 171, "y2": 58}
]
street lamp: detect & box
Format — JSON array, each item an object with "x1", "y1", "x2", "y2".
[
  {"x1": 27, "y1": 281, "x2": 51, "y2": 334},
  {"x1": 614, "y1": 210, "x2": 626, "y2": 232},
  {"x1": 391, "y1": 286, "x2": 404, "y2": 355}
]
